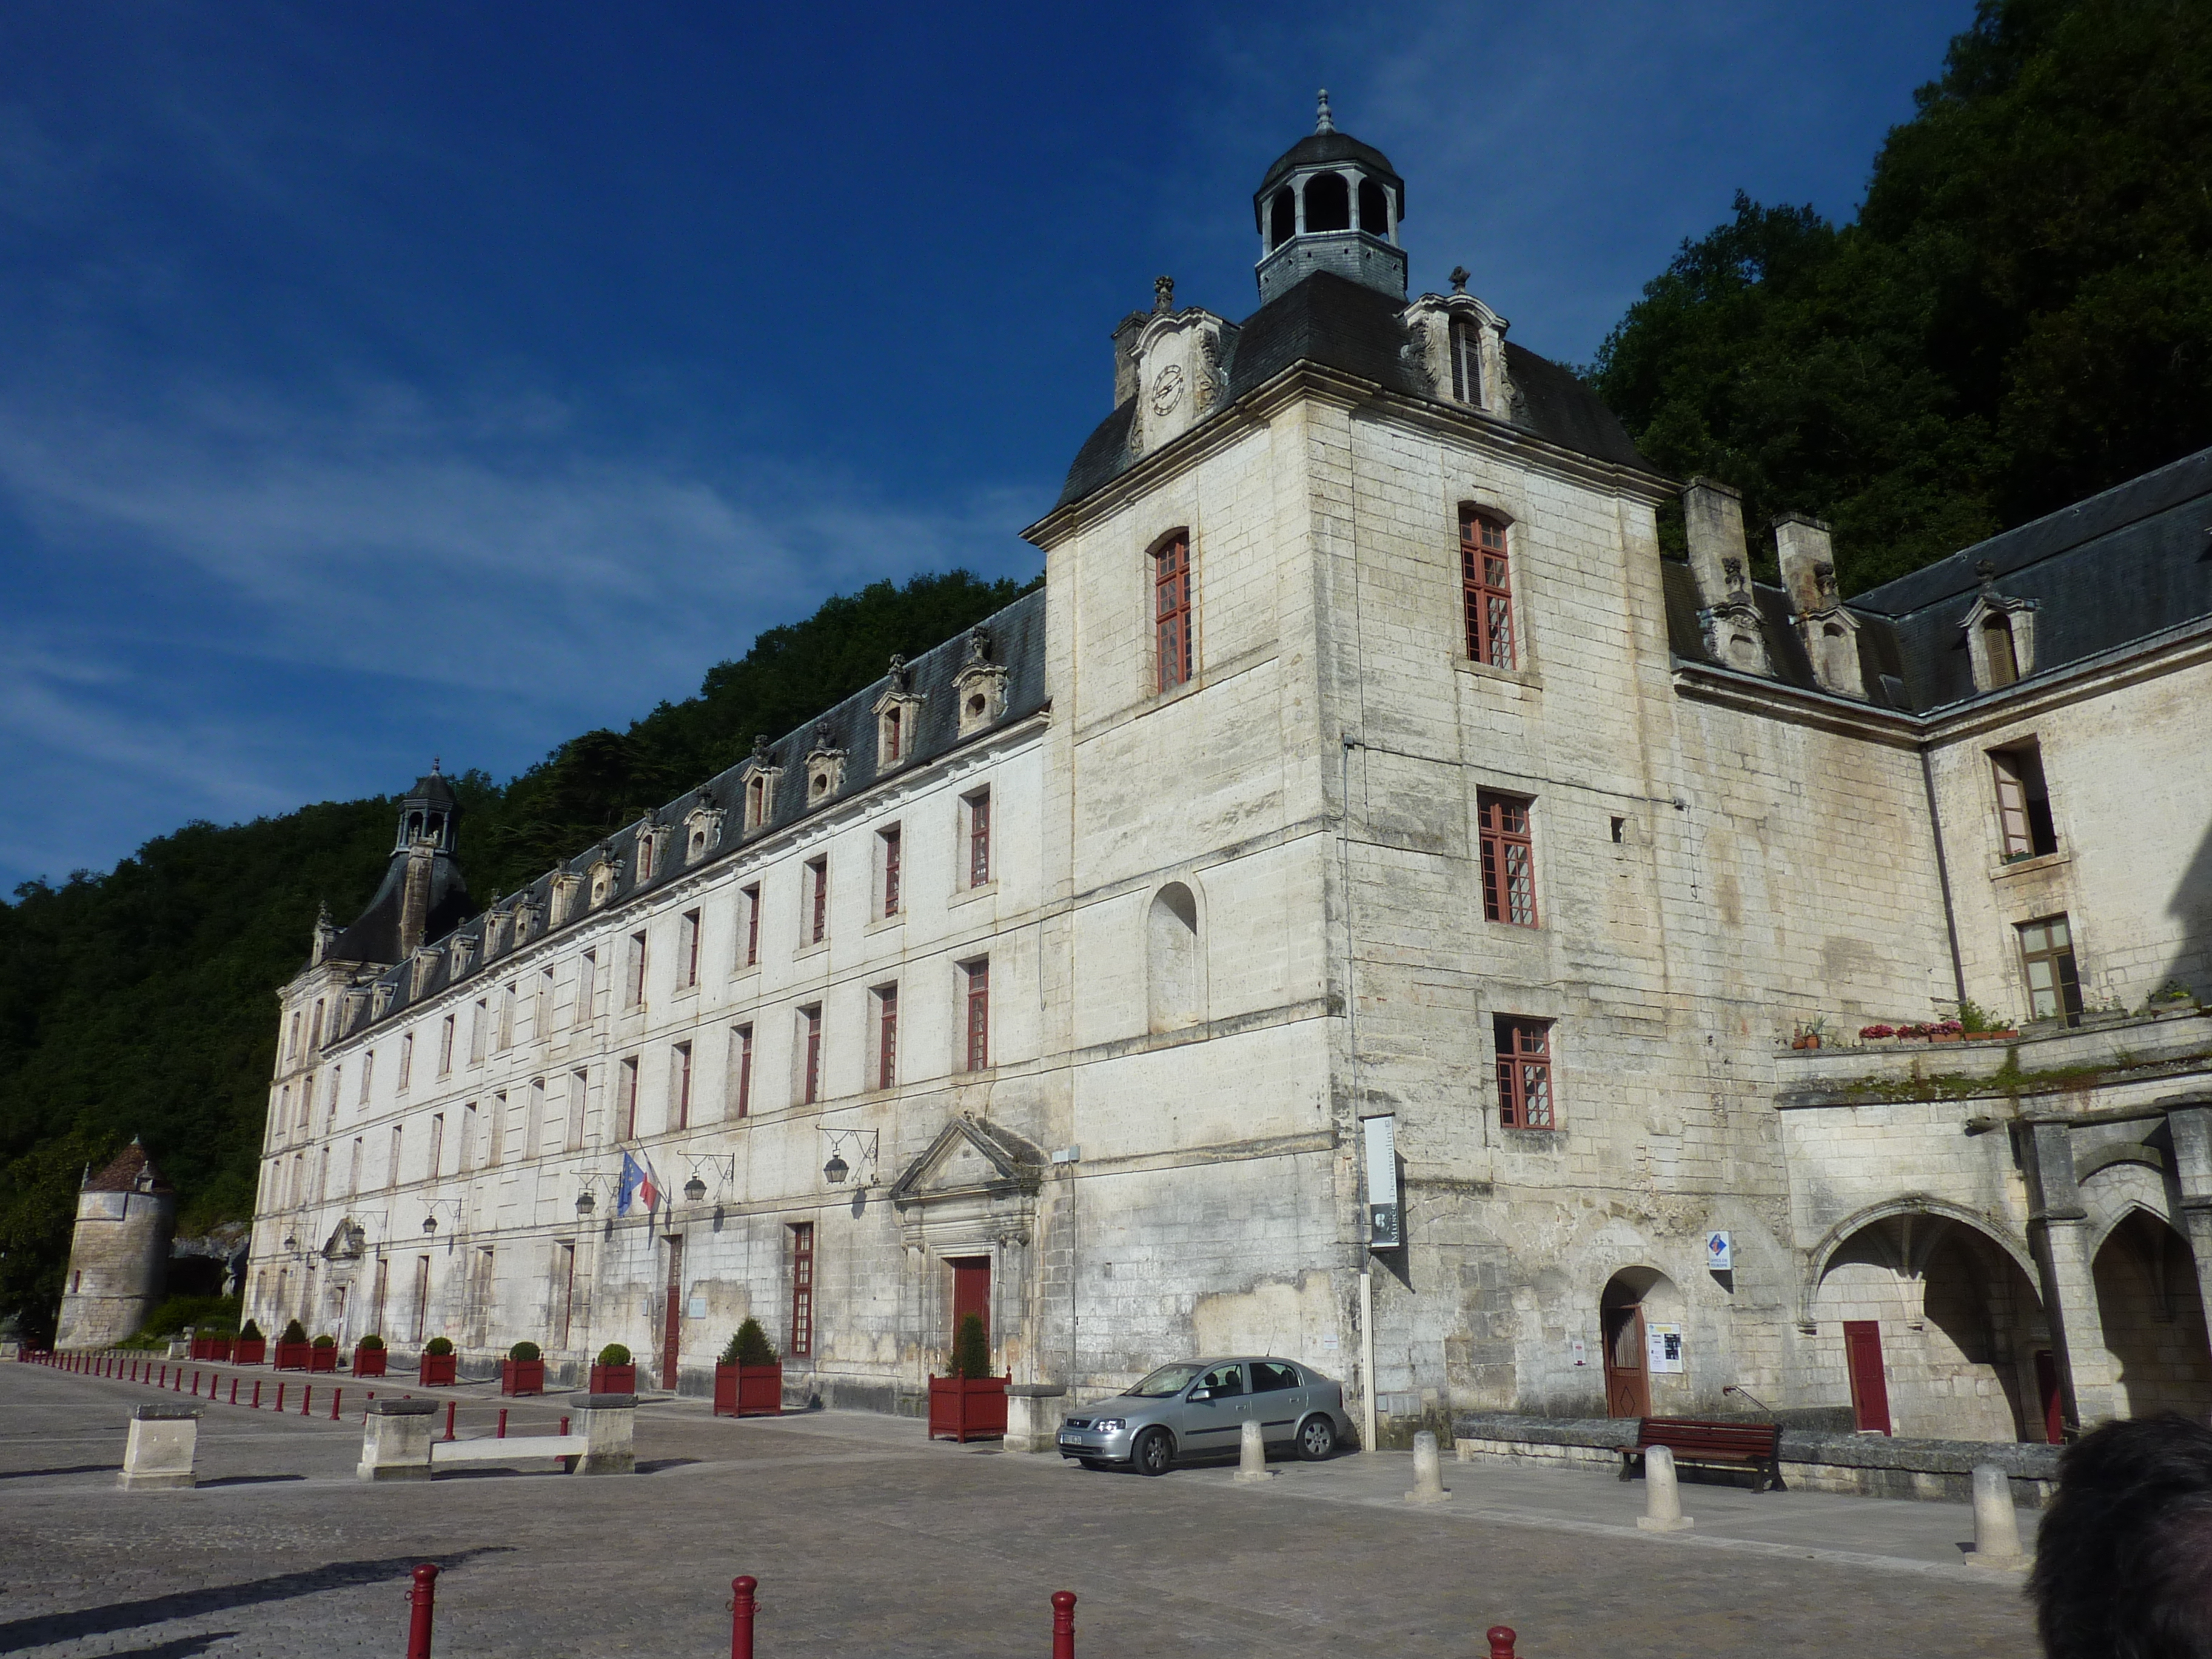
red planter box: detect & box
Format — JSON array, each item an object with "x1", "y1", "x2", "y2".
[
  {"x1": 234, "y1": 1338, "x2": 266, "y2": 1366},
  {"x1": 928, "y1": 1375, "x2": 1008, "y2": 1443},
  {"x1": 589, "y1": 1362, "x2": 637, "y2": 1394},
  {"x1": 273, "y1": 1341, "x2": 312, "y2": 1371},
  {"x1": 309, "y1": 1345, "x2": 338, "y2": 1373},
  {"x1": 501, "y1": 1358, "x2": 546, "y2": 1396},
  {"x1": 189, "y1": 1335, "x2": 235, "y2": 1362},
  {"x1": 419, "y1": 1352, "x2": 458, "y2": 1386},
  {"x1": 354, "y1": 1345, "x2": 388, "y2": 1377},
  {"x1": 714, "y1": 1362, "x2": 783, "y2": 1416}
]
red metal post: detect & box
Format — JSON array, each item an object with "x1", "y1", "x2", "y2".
[
  {"x1": 301, "y1": 1386, "x2": 312, "y2": 1416},
  {"x1": 729, "y1": 1576, "x2": 757, "y2": 1659},
  {"x1": 276, "y1": 1383, "x2": 286, "y2": 1413},
  {"x1": 406, "y1": 1563, "x2": 439, "y2": 1659},
  {"x1": 1051, "y1": 1590, "x2": 1078, "y2": 1659},
  {"x1": 443, "y1": 1401, "x2": 456, "y2": 1442},
  {"x1": 558, "y1": 1416, "x2": 569, "y2": 1435},
  {"x1": 331, "y1": 1389, "x2": 343, "y2": 1421},
  {"x1": 192, "y1": 1370, "x2": 201, "y2": 1395},
  {"x1": 497, "y1": 1409, "x2": 508, "y2": 1439},
  {"x1": 172, "y1": 1367, "x2": 181, "y2": 1392},
  {"x1": 252, "y1": 1380, "x2": 263, "y2": 1408},
  {"x1": 158, "y1": 1364, "x2": 167, "y2": 1388},
  {"x1": 1486, "y1": 1627, "x2": 1518, "y2": 1659},
  {"x1": 230, "y1": 1378, "x2": 239, "y2": 1404}
]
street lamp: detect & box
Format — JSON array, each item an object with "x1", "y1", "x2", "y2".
[
  {"x1": 575, "y1": 1190, "x2": 597, "y2": 1216},
  {"x1": 822, "y1": 1153, "x2": 850, "y2": 1185},
  {"x1": 683, "y1": 1175, "x2": 708, "y2": 1202}
]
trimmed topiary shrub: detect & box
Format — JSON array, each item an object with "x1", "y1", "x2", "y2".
[
  {"x1": 280, "y1": 1318, "x2": 308, "y2": 1344},
  {"x1": 509, "y1": 1340, "x2": 541, "y2": 1362},
  {"x1": 952, "y1": 1312, "x2": 990, "y2": 1380},
  {"x1": 357, "y1": 1333, "x2": 385, "y2": 1350},
  {"x1": 722, "y1": 1318, "x2": 777, "y2": 1367},
  {"x1": 311, "y1": 1333, "x2": 337, "y2": 1349},
  {"x1": 240, "y1": 1319, "x2": 265, "y2": 1342},
  {"x1": 424, "y1": 1336, "x2": 455, "y2": 1356},
  {"x1": 597, "y1": 1342, "x2": 631, "y2": 1366}
]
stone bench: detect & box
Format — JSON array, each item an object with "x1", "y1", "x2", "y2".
[
  {"x1": 359, "y1": 1393, "x2": 636, "y2": 1480},
  {"x1": 432, "y1": 1433, "x2": 586, "y2": 1466}
]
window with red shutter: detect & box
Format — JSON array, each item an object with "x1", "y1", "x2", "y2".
[
  {"x1": 731, "y1": 1025, "x2": 752, "y2": 1119},
  {"x1": 1494, "y1": 1017, "x2": 1554, "y2": 1130},
  {"x1": 964, "y1": 960, "x2": 990, "y2": 1072},
  {"x1": 789, "y1": 1223, "x2": 814, "y2": 1358},
  {"x1": 1476, "y1": 793, "x2": 1538, "y2": 927},
  {"x1": 966, "y1": 789, "x2": 991, "y2": 888},
  {"x1": 877, "y1": 985, "x2": 898, "y2": 1091},
  {"x1": 1155, "y1": 532, "x2": 1193, "y2": 692},
  {"x1": 801, "y1": 1006, "x2": 822, "y2": 1104}
]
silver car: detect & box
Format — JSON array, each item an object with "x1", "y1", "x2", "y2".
[{"x1": 1057, "y1": 1356, "x2": 1354, "y2": 1475}]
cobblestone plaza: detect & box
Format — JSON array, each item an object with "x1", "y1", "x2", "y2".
[{"x1": 1, "y1": 1362, "x2": 2036, "y2": 1658}]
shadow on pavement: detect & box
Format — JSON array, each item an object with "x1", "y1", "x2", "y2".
[
  {"x1": 196, "y1": 1474, "x2": 309, "y2": 1488},
  {"x1": 0, "y1": 1547, "x2": 512, "y2": 1649},
  {"x1": 0, "y1": 1463, "x2": 121, "y2": 1481},
  {"x1": 101, "y1": 1631, "x2": 241, "y2": 1658}
]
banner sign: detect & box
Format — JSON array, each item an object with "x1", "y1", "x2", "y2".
[{"x1": 1362, "y1": 1114, "x2": 1401, "y2": 1250}]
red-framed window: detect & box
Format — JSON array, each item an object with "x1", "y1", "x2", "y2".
[
  {"x1": 801, "y1": 1006, "x2": 822, "y2": 1104},
  {"x1": 877, "y1": 985, "x2": 898, "y2": 1091},
  {"x1": 680, "y1": 909, "x2": 701, "y2": 988},
  {"x1": 1461, "y1": 509, "x2": 1515, "y2": 668},
  {"x1": 882, "y1": 825, "x2": 902, "y2": 917},
  {"x1": 967, "y1": 789, "x2": 991, "y2": 888},
  {"x1": 883, "y1": 704, "x2": 902, "y2": 763},
  {"x1": 1155, "y1": 532, "x2": 1193, "y2": 692},
  {"x1": 1476, "y1": 793, "x2": 1537, "y2": 927},
  {"x1": 740, "y1": 885, "x2": 760, "y2": 968},
  {"x1": 618, "y1": 1056, "x2": 640, "y2": 1139},
  {"x1": 789, "y1": 1223, "x2": 814, "y2": 1358},
  {"x1": 671, "y1": 1042, "x2": 692, "y2": 1130},
  {"x1": 964, "y1": 960, "x2": 991, "y2": 1073},
  {"x1": 1495, "y1": 1017, "x2": 1553, "y2": 1130},
  {"x1": 806, "y1": 857, "x2": 828, "y2": 945},
  {"x1": 731, "y1": 1025, "x2": 752, "y2": 1119}
]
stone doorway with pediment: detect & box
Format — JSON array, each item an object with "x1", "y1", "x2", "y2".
[{"x1": 890, "y1": 1115, "x2": 1043, "y2": 1382}]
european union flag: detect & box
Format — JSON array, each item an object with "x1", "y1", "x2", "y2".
[{"x1": 617, "y1": 1150, "x2": 646, "y2": 1217}]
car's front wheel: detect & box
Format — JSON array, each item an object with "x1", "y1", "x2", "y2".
[
  {"x1": 1296, "y1": 1413, "x2": 1337, "y2": 1461},
  {"x1": 1133, "y1": 1426, "x2": 1175, "y2": 1476}
]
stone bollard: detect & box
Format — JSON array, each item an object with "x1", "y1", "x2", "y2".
[
  {"x1": 1968, "y1": 1463, "x2": 2027, "y2": 1569},
  {"x1": 1637, "y1": 1444, "x2": 1694, "y2": 1532},
  {"x1": 1404, "y1": 1429, "x2": 1450, "y2": 1504},
  {"x1": 572, "y1": 1393, "x2": 637, "y2": 1475},
  {"x1": 119, "y1": 1404, "x2": 199, "y2": 1490},
  {"x1": 1233, "y1": 1418, "x2": 1275, "y2": 1484},
  {"x1": 358, "y1": 1397, "x2": 440, "y2": 1481}
]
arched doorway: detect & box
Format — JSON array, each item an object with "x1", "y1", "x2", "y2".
[
  {"x1": 1812, "y1": 1213, "x2": 2048, "y2": 1441},
  {"x1": 1600, "y1": 1267, "x2": 1682, "y2": 1418},
  {"x1": 2093, "y1": 1210, "x2": 2212, "y2": 1421}
]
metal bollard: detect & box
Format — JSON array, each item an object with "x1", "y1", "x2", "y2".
[
  {"x1": 276, "y1": 1383, "x2": 286, "y2": 1413},
  {"x1": 252, "y1": 1380, "x2": 263, "y2": 1408},
  {"x1": 331, "y1": 1389, "x2": 343, "y2": 1421},
  {"x1": 302, "y1": 1386, "x2": 312, "y2": 1417},
  {"x1": 1051, "y1": 1589, "x2": 1078, "y2": 1659},
  {"x1": 497, "y1": 1408, "x2": 508, "y2": 1439},
  {"x1": 443, "y1": 1401, "x2": 456, "y2": 1443},
  {"x1": 158, "y1": 1364, "x2": 167, "y2": 1389},
  {"x1": 559, "y1": 1416, "x2": 569, "y2": 1435},
  {"x1": 230, "y1": 1378, "x2": 238, "y2": 1405},
  {"x1": 729, "y1": 1575, "x2": 757, "y2": 1659},
  {"x1": 1486, "y1": 1626, "x2": 1518, "y2": 1658},
  {"x1": 406, "y1": 1562, "x2": 438, "y2": 1659},
  {"x1": 193, "y1": 1370, "x2": 201, "y2": 1395}
]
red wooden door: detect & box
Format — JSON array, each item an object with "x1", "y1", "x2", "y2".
[
  {"x1": 1844, "y1": 1320, "x2": 1891, "y2": 1435},
  {"x1": 2035, "y1": 1350, "x2": 2064, "y2": 1444},
  {"x1": 662, "y1": 1235, "x2": 685, "y2": 1391},
  {"x1": 951, "y1": 1256, "x2": 991, "y2": 1347},
  {"x1": 1602, "y1": 1304, "x2": 1649, "y2": 1418}
]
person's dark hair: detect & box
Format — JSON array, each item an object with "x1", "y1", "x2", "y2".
[{"x1": 2034, "y1": 1413, "x2": 2212, "y2": 1657}]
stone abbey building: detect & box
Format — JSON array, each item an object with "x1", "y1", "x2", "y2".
[{"x1": 243, "y1": 104, "x2": 2212, "y2": 1449}]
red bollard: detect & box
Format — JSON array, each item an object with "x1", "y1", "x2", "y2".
[
  {"x1": 1051, "y1": 1589, "x2": 1077, "y2": 1659},
  {"x1": 443, "y1": 1401, "x2": 456, "y2": 1443},
  {"x1": 157, "y1": 1364, "x2": 166, "y2": 1389},
  {"x1": 302, "y1": 1386, "x2": 312, "y2": 1417},
  {"x1": 406, "y1": 1562, "x2": 439, "y2": 1659},
  {"x1": 276, "y1": 1383, "x2": 286, "y2": 1413},
  {"x1": 193, "y1": 1370, "x2": 202, "y2": 1395},
  {"x1": 172, "y1": 1367, "x2": 181, "y2": 1392},
  {"x1": 729, "y1": 1576, "x2": 757, "y2": 1659},
  {"x1": 558, "y1": 1416, "x2": 569, "y2": 1435},
  {"x1": 230, "y1": 1378, "x2": 239, "y2": 1404},
  {"x1": 252, "y1": 1380, "x2": 263, "y2": 1408},
  {"x1": 331, "y1": 1389, "x2": 343, "y2": 1421},
  {"x1": 497, "y1": 1409, "x2": 508, "y2": 1439},
  {"x1": 1486, "y1": 1627, "x2": 1518, "y2": 1658}
]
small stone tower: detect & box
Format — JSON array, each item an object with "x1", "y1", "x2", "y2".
[
  {"x1": 1253, "y1": 90, "x2": 1407, "y2": 304},
  {"x1": 55, "y1": 1139, "x2": 177, "y2": 1350}
]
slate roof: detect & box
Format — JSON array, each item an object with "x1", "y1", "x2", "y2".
[
  {"x1": 327, "y1": 849, "x2": 474, "y2": 967},
  {"x1": 1055, "y1": 271, "x2": 1649, "y2": 511},
  {"x1": 1662, "y1": 444, "x2": 2212, "y2": 713},
  {"x1": 1255, "y1": 131, "x2": 1404, "y2": 210},
  {"x1": 333, "y1": 586, "x2": 1048, "y2": 1042},
  {"x1": 85, "y1": 1139, "x2": 172, "y2": 1194}
]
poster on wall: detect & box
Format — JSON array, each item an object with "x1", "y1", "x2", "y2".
[
  {"x1": 1646, "y1": 1322, "x2": 1684, "y2": 1374},
  {"x1": 1706, "y1": 1230, "x2": 1734, "y2": 1272}
]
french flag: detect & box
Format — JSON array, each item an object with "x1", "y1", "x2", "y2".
[{"x1": 617, "y1": 1151, "x2": 662, "y2": 1216}]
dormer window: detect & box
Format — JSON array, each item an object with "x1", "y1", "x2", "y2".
[
  {"x1": 740, "y1": 747, "x2": 782, "y2": 833},
  {"x1": 634, "y1": 826, "x2": 657, "y2": 884},
  {"x1": 1983, "y1": 615, "x2": 2019, "y2": 688},
  {"x1": 953, "y1": 624, "x2": 1010, "y2": 735},
  {"x1": 883, "y1": 705, "x2": 902, "y2": 763},
  {"x1": 683, "y1": 803, "x2": 724, "y2": 865},
  {"x1": 1450, "y1": 320, "x2": 1483, "y2": 404},
  {"x1": 746, "y1": 773, "x2": 769, "y2": 830},
  {"x1": 1962, "y1": 561, "x2": 2037, "y2": 693}
]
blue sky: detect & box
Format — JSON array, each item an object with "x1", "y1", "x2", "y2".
[{"x1": 0, "y1": 0, "x2": 1970, "y2": 890}]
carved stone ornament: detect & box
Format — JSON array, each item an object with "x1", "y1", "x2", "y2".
[
  {"x1": 1723, "y1": 556, "x2": 1748, "y2": 598},
  {"x1": 684, "y1": 803, "x2": 726, "y2": 863}
]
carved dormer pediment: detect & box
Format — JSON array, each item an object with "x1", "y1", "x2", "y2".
[
  {"x1": 953, "y1": 626, "x2": 1010, "y2": 736},
  {"x1": 586, "y1": 848, "x2": 625, "y2": 909},
  {"x1": 551, "y1": 871, "x2": 581, "y2": 925},
  {"x1": 1401, "y1": 288, "x2": 1509, "y2": 417},
  {"x1": 872, "y1": 654, "x2": 924, "y2": 773},
  {"x1": 739, "y1": 736, "x2": 782, "y2": 833},
  {"x1": 803, "y1": 721, "x2": 847, "y2": 807},
  {"x1": 1127, "y1": 296, "x2": 1238, "y2": 460},
  {"x1": 683, "y1": 802, "x2": 725, "y2": 865},
  {"x1": 1961, "y1": 562, "x2": 2039, "y2": 692}
]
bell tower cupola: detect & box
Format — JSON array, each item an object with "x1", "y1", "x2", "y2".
[
  {"x1": 394, "y1": 762, "x2": 460, "y2": 855},
  {"x1": 1253, "y1": 92, "x2": 1407, "y2": 305}
]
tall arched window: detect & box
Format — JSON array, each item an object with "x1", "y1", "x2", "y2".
[
  {"x1": 1460, "y1": 508, "x2": 1515, "y2": 668},
  {"x1": 1269, "y1": 187, "x2": 1296, "y2": 250},
  {"x1": 1304, "y1": 172, "x2": 1350, "y2": 232},
  {"x1": 1154, "y1": 532, "x2": 1194, "y2": 693},
  {"x1": 1357, "y1": 179, "x2": 1390, "y2": 235},
  {"x1": 1148, "y1": 883, "x2": 1202, "y2": 1033}
]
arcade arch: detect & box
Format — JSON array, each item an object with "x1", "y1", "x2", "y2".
[{"x1": 2091, "y1": 1208, "x2": 2212, "y2": 1421}]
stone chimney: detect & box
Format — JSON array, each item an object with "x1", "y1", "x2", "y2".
[
  {"x1": 1683, "y1": 479, "x2": 1749, "y2": 610},
  {"x1": 1774, "y1": 513, "x2": 1838, "y2": 617}
]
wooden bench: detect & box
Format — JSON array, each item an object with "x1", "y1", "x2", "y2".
[{"x1": 1617, "y1": 1417, "x2": 1784, "y2": 1491}]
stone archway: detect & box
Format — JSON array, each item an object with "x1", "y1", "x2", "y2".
[
  {"x1": 1811, "y1": 1212, "x2": 2048, "y2": 1442},
  {"x1": 1599, "y1": 1267, "x2": 1684, "y2": 1419},
  {"x1": 2092, "y1": 1208, "x2": 2212, "y2": 1421}
]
